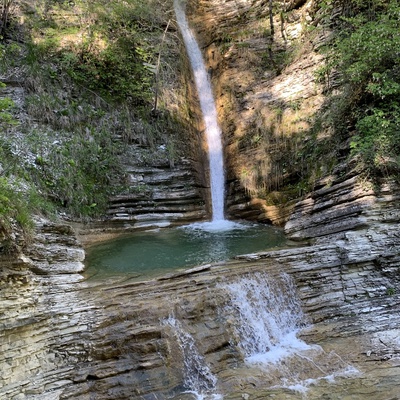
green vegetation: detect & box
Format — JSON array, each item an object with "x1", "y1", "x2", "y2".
[
  {"x1": 0, "y1": 83, "x2": 17, "y2": 125},
  {"x1": 317, "y1": 0, "x2": 400, "y2": 178},
  {"x1": 0, "y1": 0, "x2": 183, "y2": 244},
  {"x1": 0, "y1": 177, "x2": 35, "y2": 251},
  {"x1": 259, "y1": 0, "x2": 400, "y2": 200},
  {"x1": 45, "y1": 1, "x2": 155, "y2": 105}
]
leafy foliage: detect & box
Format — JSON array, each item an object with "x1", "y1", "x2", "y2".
[
  {"x1": 0, "y1": 94, "x2": 17, "y2": 125},
  {"x1": 0, "y1": 0, "x2": 180, "y2": 239},
  {"x1": 0, "y1": 81, "x2": 18, "y2": 123},
  {"x1": 326, "y1": 0, "x2": 400, "y2": 176},
  {"x1": 0, "y1": 177, "x2": 34, "y2": 244},
  {"x1": 26, "y1": 0, "x2": 163, "y2": 108},
  {"x1": 25, "y1": 127, "x2": 124, "y2": 217}
]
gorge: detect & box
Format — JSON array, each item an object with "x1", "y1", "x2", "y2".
[{"x1": 1, "y1": 0, "x2": 400, "y2": 399}]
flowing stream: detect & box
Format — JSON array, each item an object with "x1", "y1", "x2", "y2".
[
  {"x1": 163, "y1": 317, "x2": 222, "y2": 400},
  {"x1": 220, "y1": 273, "x2": 359, "y2": 394},
  {"x1": 174, "y1": 0, "x2": 225, "y2": 221}
]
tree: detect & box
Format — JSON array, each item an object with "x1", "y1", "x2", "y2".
[{"x1": 328, "y1": 0, "x2": 400, "y2": 175}]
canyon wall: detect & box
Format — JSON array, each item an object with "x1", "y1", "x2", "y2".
[
  {"x1": 1, "y1": 0, "x2": 400, "y2": 399},
  {"x1": 188, "y1": 0, "x2": 337, "y2": 224},
  {"x1": 1, "y1": 177, "x2": 399, "y2": 399}
]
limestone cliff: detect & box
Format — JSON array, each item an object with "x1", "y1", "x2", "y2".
[
  {"x1": 1, "y1": 186, "x2": 399, "y2": 398},
  {"x1": 187, "y1": 0, "x2": 342, "y2": 225}
]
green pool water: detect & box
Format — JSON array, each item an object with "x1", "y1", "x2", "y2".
[{"x1": 84, "y1": 221, "x2": 289, "y2": 280}]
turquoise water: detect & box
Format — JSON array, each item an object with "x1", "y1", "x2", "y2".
[{"x1": 84, "y1": 221, "x2": 288, "y2": 280}]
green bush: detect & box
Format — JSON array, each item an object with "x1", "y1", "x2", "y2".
[
  {"x1": 0, "y1": 177, "x2": 34, "y2": 239},
  {"x1": 66, "y1": 41, "x2": 152, "y2": 105},
  {"x1": 351, "y1": 106, "x2": 400, "y2": 174},
  {"x1": 0, "y1": 83, "x2": 17, "y2": 126},
  {"x1": 31, "y1": 0, "x2": 159, "y2": 108},
  {"x1": 25, "y1": 127, "x2": 124, "y2": 218},
  {"x1": 328, "y1": 0, "x2": 400, "y2": 177}
]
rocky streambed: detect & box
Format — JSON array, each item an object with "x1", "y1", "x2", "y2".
[{"x1": 1, "y1": 176, "x2": 400, "y2": 399}]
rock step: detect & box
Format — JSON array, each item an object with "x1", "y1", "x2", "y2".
[
  {"x1": 24, "y1": 220, "x2": 86, "y2": 274},
  {"x1": 2, "y1": 214, "x2": 400, "y2": 399},
  {"x1": 109, "y1": 189, "x2": 203, "y2": 205},
  {"x1": 106, "y1": 159, "x2": 207, "y2": 227}
]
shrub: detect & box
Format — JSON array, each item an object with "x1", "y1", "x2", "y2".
[
  {"x1": 330, "y1": 0, "x2": 400, "y2": 176},
  {"x1": 0, "y1": 83, "x2": 17, "y2": 126},
  {"x1": 0, "y1": 177, "x2": 34, "y2": 240}
]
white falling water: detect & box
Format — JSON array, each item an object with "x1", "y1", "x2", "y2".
[
  {"x1": 221, "y1": 273, "x2": 310, "y2": 365},
  {"x1": 220, "y1": 273, "x2": 359, "y2": 393},
  {"x1": 163, "y1": 316, "x2": 222, "y2": 400},
  {"x1": 174, "y1": 0, "x2": 225, "y2": 222}
]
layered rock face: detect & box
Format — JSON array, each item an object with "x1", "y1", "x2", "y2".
[
  {"x1": 1, "y1": 176, "x2": 399, "y2": 399},
  {"x1": 187, "y1": 0, "x2": 333, "y2": 224},
  {"x1": 1, "y1": 0, "x2": 400, "y2": 399},
  {"x1": 89, "y1": 149, "x2": 207, "y2": 238}
]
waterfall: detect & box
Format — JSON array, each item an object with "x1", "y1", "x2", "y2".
[
  {"x1": 221, "y1": 273, "x2": 309, "y2": 365},
  {"x1": 163, "y1": 316, "x2": 222, "y2": 400},
  {"x1": 220, "y1": 273, "x2": 358, "y2": 393},
  {"x1": 174, "y1": 0, "x2": 225, "y2": 221}
]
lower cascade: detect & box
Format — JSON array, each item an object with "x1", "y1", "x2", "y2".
[
  {"x1": 163, "y1": 317, "x2": 222, "y2": 400},
  {"x1": 162, "y1": 273, "x2": 359, "y2": 398},
  {"x1": 220, "y1": 273, "x2": 359, "y2": 393},
  {"x1": 221, "y1": 273, "x2": 308, "y2": 364}
]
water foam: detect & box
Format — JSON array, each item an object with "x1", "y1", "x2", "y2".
[
  {"x1": 182, "y1": 219, "x2": 250, "y2": 233},
  {"x1": 245, "y1": 330, "x2": 313, "y2": 366}
]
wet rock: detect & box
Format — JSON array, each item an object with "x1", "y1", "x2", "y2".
[{"x1": 2, "y1": 191, "x2": 400, "y2": 398}]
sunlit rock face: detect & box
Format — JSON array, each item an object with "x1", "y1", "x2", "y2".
[
  {"x1": 284, "y1": 176, "x2": 400, "y2": 239},
  {"x1": 186, "y1": 0, "x2": 331, "y2": 224}
]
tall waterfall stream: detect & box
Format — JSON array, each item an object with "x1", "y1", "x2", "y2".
[
  {"x1": 85, "y1": 0, "x2": 293, "y2": 280},
  {"x1": 174, "y1": 0, "x2": 225, "y2": 222}
]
